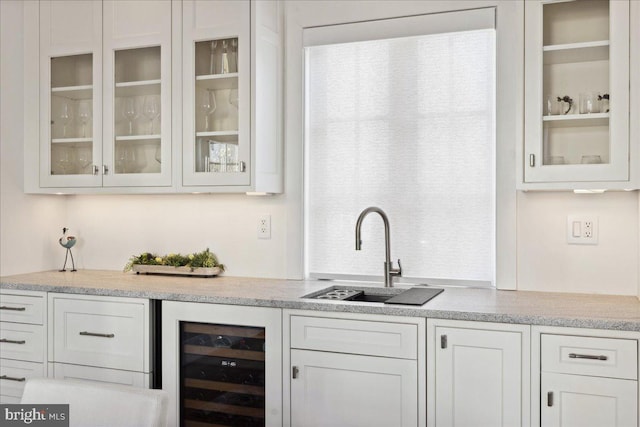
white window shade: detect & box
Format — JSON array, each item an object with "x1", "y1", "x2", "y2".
[{"x1": 305, "y1": 10, "x2": 496, "y2": 286}]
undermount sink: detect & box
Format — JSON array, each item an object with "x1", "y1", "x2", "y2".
[{"x1": 303, "y1": 286, "x2": 444, "y2": 306}]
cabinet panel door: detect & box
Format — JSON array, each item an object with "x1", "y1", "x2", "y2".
[
  {"x1": 0, "y1": 359, "x2": 45, "y2": 404},
  {"x1": 290, "y1": 349, "x2": 418, "y2": 427},
  {"x1": 434, "y1": 327, "x2": 523, "y2": 427},
  {"x1": 541, "y1": 372, "x2": 638, "y2": 427}
]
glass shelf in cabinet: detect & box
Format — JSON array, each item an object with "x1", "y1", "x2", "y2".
[
  {"x1": 115, "y1": 80, "x2": 161, "y2": 97},
  {"x1": 543, "y1": 40, "x2": 609, "y2": 64},
  {"x1": 543, "y1": 113, "x2": 609, "y2": 128},
  {"x1": 51, "y1": 86, "x2": 93, "y2": 100},
  {"x1": 115, "y1": 134, "x2": 161, "y2": 141},
  {"x1": 196, "y1": 73, "x2": 238, "y2": 91},
  {"x1": 51, "y1": 137, "x2": 93, "y2": 144}
]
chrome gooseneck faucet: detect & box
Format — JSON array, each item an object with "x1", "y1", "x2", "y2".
[{"x1": 355, "y1": 207, "x2": 402, "y2": 287}]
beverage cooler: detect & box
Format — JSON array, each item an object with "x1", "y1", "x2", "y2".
[
  {"x1": 162, "y1": 301, "x2": 282, "y2": 427},
  {"x1": 181, "y1": 323, "x2": 266, "y2": 426}
]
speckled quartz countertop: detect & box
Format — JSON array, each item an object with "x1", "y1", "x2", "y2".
[{"x1": 1, "y1": 270, "x2": 639, "y2": 331}]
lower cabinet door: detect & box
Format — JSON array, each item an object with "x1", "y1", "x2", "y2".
[
  {"x1": 541, "y1": 372, "x2": 638, "y2": 427},
  {"x1": 0, "y1": 359, "x2": 45, "y2": 403},
  {"x1": 290, "y1": 349, "x2": 417, "y2": 427},
  {"x1": 434, "y1": 326, "x2": 524, "y2": 427}
]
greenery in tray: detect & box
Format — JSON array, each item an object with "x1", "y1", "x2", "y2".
[{"x1": 123, "y1": 248, "x2": 225, "y2": 272}]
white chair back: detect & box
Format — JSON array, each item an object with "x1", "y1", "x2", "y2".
[{"x1": 20, "y1": 378, "x2": 168, "y2": 427}]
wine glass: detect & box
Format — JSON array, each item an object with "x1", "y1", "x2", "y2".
[
  {"x1": 77, "y1": 101, "x2": 92, "y2": 138},
  {"x1": 229, "y1": 88, "x2": 239, "y2": 109},
  {"x1": 142, "y1": 95, "x2": 160, "y2": 134},
  {"x1": 77, "y1": 146, "x2": 92, "y2": 174},
  {"x1": 230, "y1": 38, "x2": 238, "y2": 73},
  {"x1": 154, "y1": 145, "x2": 161, "y2": 164},
  {"x1": 57, "y1": 146, "x2": 73, "y2": 174},
  {"x1": 198, "y1": 89, "x2": 217, "y2": 131},
  {"x1": 122, "y1": 97, "x2": 138, "y2": 135},
  {"x1": 59, "y1": 101, "x2": 73, "y2": 138}
]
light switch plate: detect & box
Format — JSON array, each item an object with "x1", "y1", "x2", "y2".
[{"x1": 567, "y1": 215, "x2": 598, "y2": 245}]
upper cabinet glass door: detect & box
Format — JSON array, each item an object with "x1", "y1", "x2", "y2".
[
  {"x1": 523, "y1": 0, "x2": 630, "y2": 187},
  {"x1": 112, "y1": 47, "x2": 162, "y2": 176},
  {"x1": 182, "y1": 0, "x2": 251, "y2": 187},
  {"x1": 102, "y1": 0, "x2": 172, "y2": 188}
]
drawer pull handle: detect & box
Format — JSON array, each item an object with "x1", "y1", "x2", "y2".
[
  {"x1": 0, "y1": 338, "x2": 26, "y2": 344},
  {"x1": 79, "y1": 331, "x2": 115, "y2": 338},
  {"x1": 568, "y1": 353, "x2": 608, "y2": 361},
  {"x1": 0, "y1": 306, "x2": 26, "y2": 311},
  {"x1": 547, "y1": 391, "x2": 553, "y2": 407},
  {"x1": 0, "y1": 375, "x2": 26, "y2": 382}
]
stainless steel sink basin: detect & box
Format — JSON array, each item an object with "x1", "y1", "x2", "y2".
[{"x1": 303, "y1": 286, "x2": 444, "y2": 306}]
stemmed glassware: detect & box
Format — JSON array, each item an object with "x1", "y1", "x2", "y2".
[
  {"x1": 122, "y1": 97, "x2": 138, "y2": 135},
  {"x1": 142, "y1": 95, "x2": 160, "y2": 134},
  {"x1": 77, "y1": 147, "x2": 92, "y2": 174},
  {"x1": 209, "y1": 40, "x2": 217, "y2": 75},
  {"x1": 229, "y1": 88, "x2": 239, "y2": 109},
  {"x1": 59, "y1": 101, "x2": 73, "y2": 138},
  {"x1": 198, "y1": 89, "x2": 217, "y2": 131},
  {"x1": 78, "y1": 101, "x2": 92, "y2": 138}
]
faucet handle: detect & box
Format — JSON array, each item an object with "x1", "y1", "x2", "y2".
[{"x1": 391, "y1": 259, "x2": 402, "y2": 276}]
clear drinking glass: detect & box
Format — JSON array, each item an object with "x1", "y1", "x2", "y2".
[
  {"x1": 142, "y1": 95, "x2": 160, "y2": 134},
  {"x1": 198, "y1": 90, "x2": 217, "y2": 131},
  {"x1": 544, "y1": 95, "x2": 560, "y2": 116},
  {"x1": 122, "y1": 97, "x2": 138, "y2": 135},
  {"x1": 579, "y1": 93, "x2": 598, "y2": 114},
  {"x1": 77, "y1": 101, "x2": 92, "y2": 138}
]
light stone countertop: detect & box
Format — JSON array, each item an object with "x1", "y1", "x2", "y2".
[{"x1": 1, "y1": 270, "x2": 639, "y2": 331}]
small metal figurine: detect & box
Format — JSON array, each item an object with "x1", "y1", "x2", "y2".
[{"x1": 58, "y1": 227, "x2": 77, "y2": 272}]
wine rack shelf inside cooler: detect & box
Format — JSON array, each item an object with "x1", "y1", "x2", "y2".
[{"x1": 180, "y1": 322, "x2": 266, "y2": 426}]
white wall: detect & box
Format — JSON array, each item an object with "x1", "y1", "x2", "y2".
[
  {"x1": 0, "y1": 0, "x2": 66, "y2": 276},
  {"x1": 0, "y1": 1, "x2": 638, "y2": 296},
  {"x1": 517, "y1": 191, "x2": 638, "y2": 295},
  {"x1": 64, "y1": 194, "x2": 289, "y2": 278}
]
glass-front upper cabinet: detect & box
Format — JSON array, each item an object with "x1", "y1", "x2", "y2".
[
  {"x1": 102, "y1": 0, "x2": 172, "y2": 188},
  {"x1": 523, "y1": 0, "x2": 630, "y2": 189},
  {"x1": 182, "y1": 0, "x2": 252, "y2": 188},
  {"x1": 37, "y1": 0, "x2": 172, "y2": 190},
  {"x1": 39, "y1": 1, "x2": 103, "y2": 188}
]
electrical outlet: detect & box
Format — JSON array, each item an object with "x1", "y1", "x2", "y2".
[
  {"x1": 567, "y1": 215, "x2": 598, "y2": 245},
  {"x1": 258, "y1": 215, "x2": 271, "y2": 239}
]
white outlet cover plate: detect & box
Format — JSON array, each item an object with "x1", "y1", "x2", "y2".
[{"x1": 567, "y1": 215, "x2": 598, "y2": 245}]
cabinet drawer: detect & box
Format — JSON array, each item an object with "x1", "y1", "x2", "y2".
[
  {"x1": 51, "y1": 363, "x2": 150, "y2": 388},
  {"x1": 290, "y1": 315, "x2": 417, "y2": 359},
  {"x1": 541, "y1": 334, "x2": 638, "y2": 380},
  {"x1": 0, "y1": 359, "x2": 45, "y2": 403},
  {"x1": 0, "y1": 293, "x2": 45, "y2": 325},
  {"x1": 0, "y1": 322, "x2": 45, "y2": 362},
  {"x1": 51, "y1": 295, "x2": 149, "y2": 372}
]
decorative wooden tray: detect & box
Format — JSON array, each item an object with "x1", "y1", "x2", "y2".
[{"x1": 132, "y1": 265, "x2": 221, "y2": 277}]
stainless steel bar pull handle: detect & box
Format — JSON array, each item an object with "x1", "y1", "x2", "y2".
[
  {"x1": 547, "y1": 392, "x2": 553, "y2": 407},
  {"x1": 0, "y1": 375, "x2": 26, "y2": 382},
  {"x1": 569, "y1": 353, "x2": 608, "y2": 361},
  {"x1": 529, "y1": 154, "x2": 536, "y2": 167},
  {"x1": 0, "y1": 306, "x2": 26, "y2": 311},
  {"x1": 0, "y1": 338, "x2": 26, "y2": 344},
  {"x1": 79, "y1": 331, "x2": 115, "y2": 338},
  {"x1": 292, "y1": 366, "x2": 299, "y2": 379}
]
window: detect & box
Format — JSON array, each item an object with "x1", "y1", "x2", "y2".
[{"x1": 304, "y1": 9, "x2": 496, "y2": 287}]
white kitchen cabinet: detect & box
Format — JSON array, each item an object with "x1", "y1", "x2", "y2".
[
  {"x1": 48, "y1": 293, "x2": 152, "y2": 387},
  {"x1": 427, "y1": 319, "x2": 530, "y2": 427},
  {"x1": 26, "y1": 0, "x2": 174, "y2": 192},
  {"x1": 181, "y1": 0, "x2": 283, "y2": 193},
  {"x1": 521, "y1": 0, "x2": 633, "y2": 189},
  {"x1": 534, "y1": 327, "x2": 639, "y2": 427},
  {"x1": 285, "y1": 310, "x2": 426, "y2": 427},
  {"x1": 162, "y1": 301, "x2": 282, "y2": 427},
  {"x1": 0, "y1": 289, "x2": 47, "y2": 403}
]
